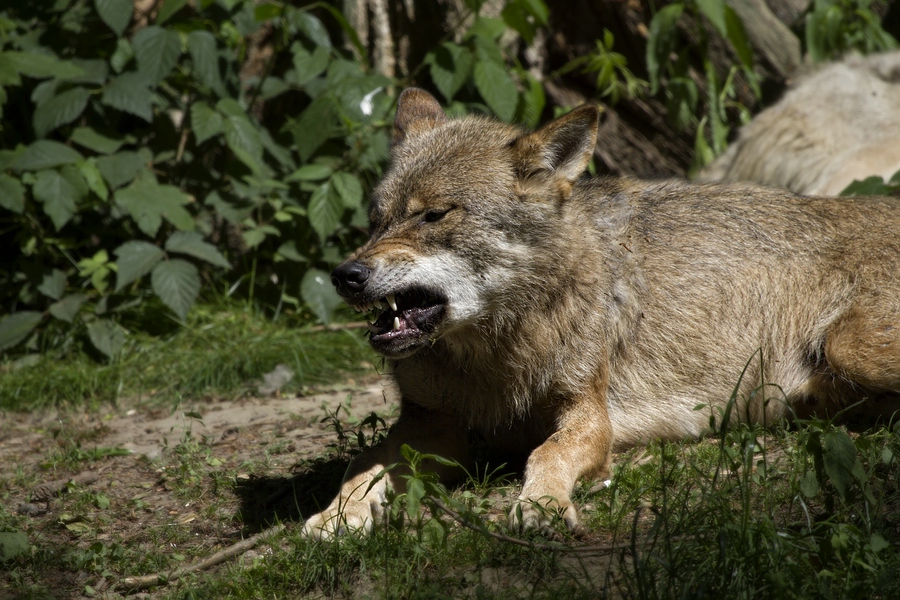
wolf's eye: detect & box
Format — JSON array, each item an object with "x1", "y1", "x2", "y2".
[{"x1": 422, "y1": 208, "x2": 451, "y2": 224}]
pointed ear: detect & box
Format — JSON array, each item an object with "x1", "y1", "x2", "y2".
[
  {"x1": 392, "y1": 88, "x2": 447, "y2": 146},
  {"x1": 512, "y1": 104, "x2": 599, "y2": 187}
]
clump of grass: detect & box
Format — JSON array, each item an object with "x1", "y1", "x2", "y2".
[{"x1": 0, "y1": 299, "x2": 377, "y2": 411}]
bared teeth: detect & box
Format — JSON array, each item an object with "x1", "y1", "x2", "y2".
[
  {"x1": 393, "y1": 316, "x2": 400, "y2": 331},
  {"x1": 386, "y1": 294, "x2": 398, "y2": 311}
]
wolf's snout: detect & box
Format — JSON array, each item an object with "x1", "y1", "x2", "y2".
[{"x1": 331, "y1": 261, "x2": 371, "y2": 297}]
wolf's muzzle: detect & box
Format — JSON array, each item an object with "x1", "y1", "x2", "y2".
[{"x1": 331, "y1": 261, "x2": 371, "y2": 297}]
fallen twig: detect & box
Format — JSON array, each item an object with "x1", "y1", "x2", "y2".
[
  {"x1": 117, "y1": 524, "x2": 286, "y2": 592},
  {"x1": 31, "y1": 471, "x2": 98, "y2": 502},
  {"x1": 427, "y1": 496, "x2": 632, "y2": 555}
]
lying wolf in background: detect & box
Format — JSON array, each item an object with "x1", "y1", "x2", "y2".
[
  {"x1": 700, "y1": 51, "x2": 900, "y2": 195},
  {"x1": 303, "y1": 88, "x2": 900, "y2": 539}
]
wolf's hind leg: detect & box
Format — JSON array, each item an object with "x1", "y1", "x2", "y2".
[{"x1": 825, "y1": 308, "x2": 900, "y2": 389}]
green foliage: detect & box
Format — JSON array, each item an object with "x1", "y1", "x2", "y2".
[
  {"x1": 645, "y1": 0, "x2": 758, "y2": 171},
  {"x1": 0, "y1": 0, "x2": 549, "y2": 360},
  {"x1": 559, "y1": 29, "x2": 648, "y2": 106},
  {"x1": 841, "y1": 168, "x2": 900, "y2": 196},
  {"x1": 806, "y1": 0, "x2": 898, "y2": 63}
]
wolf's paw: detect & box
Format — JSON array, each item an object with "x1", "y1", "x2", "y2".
[
  {"x1": 508, "y1": 496, "x2": 581, "y2": 536},
  {"x1": 302, "y1": 497, "x2": 384, "y2": 540}
]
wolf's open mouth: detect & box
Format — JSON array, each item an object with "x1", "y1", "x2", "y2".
[{"x1": 350, "y1": 288, "x2": 446, "y2": 352}]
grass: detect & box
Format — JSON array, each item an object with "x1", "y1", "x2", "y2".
[{"x1": 0, "y1": 299, "x2": 378, "y2": 411}]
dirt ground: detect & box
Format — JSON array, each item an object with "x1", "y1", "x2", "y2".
[{"x1": 0, "y1": 375, "x2": 400, "y2": 598}]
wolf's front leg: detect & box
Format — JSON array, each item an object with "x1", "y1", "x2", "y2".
[
  {"x1": 302, "y1": 405, "x2": 467, "y2": 540},
  {"x1": 510, "y1": 378, "x2": 613, "y2": 534}
]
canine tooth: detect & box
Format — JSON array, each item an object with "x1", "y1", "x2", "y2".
[
  {"x1": 393, "y1": 316, "x2": 400, "y2": 331},
  {"x1": 386, "y1": 294, "x2": 398, "y2": 311}
]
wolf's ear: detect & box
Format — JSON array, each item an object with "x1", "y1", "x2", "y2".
[
  {"x1": 512, "y1": 104, "x2": 599, "y2": 190},
  {"x1": 393, "y1": 88, "x2": 447, "y2": 146}
]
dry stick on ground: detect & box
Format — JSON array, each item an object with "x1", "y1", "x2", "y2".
[
  {"x1": 427, "y1": 496, "x2": 634, "y2": 555},
  {"x1": 117, "y1": 524, "x2": 286, "y2": 592},
  {"x1": 31, "y1": 471, "x2": 99, "y2": 502}
]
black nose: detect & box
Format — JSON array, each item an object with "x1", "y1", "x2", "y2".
[{"x1": 331, "y1": 261, "x2": 371, "y2": 297}]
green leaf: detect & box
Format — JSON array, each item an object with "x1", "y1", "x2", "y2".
[
  {"x1": 224, "y1": 114, "x2": 264, "y2": 173},
  {"x1": 33, "y1": 86, "x2": 90, "y2": 138},
  {"x1": 32, "y1": 168, "x2": 86, "y2": 230},
  {"x1": 0, "y1": 53, "x2": 22, "y2": 87},
  {"x1": 164, "y1": 231, "x2": 231, "y2": 269},
  {"x1": 151, "y1": 258, "x2": 200, "y2": 320},
  {"x1": 205, "y1": 190, "x2": 253, "y2": 224},
  {"x1": 70, "y1": 59, "x2": 109, "y2": 86},
  {"x1": 95, "y1": 151, "x2": 148, "y2": 190},
  {"x1": 0, "y1": 312, "x2": 43, "y2": 351},
  {"x1": 190, "y1": 101, "x2": 224, "y2": 144},
  {"x1": 70, "y1": 127, "x2": 124, "y2": 154},
  {"x1": 301, "y1": 268, "x2": 342, "y2": 325},
  {"x1": 10, "y1": 140, "x2": 83, "y2": 171},
  {"x1": 286, "y1": 163, "x2": 332, "y2": 182},
  {"x1": 824, "y1": 429, "x2": 857, "y2": 498},
  {"x1": 473, "y1": 61, "x2": 518, "y2": 122},
  {"x1": 113, "y1": 240, "x2": 164, "y2": 290},
  {"x1": 0, "y1": 532, "x2": 29, "y2": 562},
  {"x1": 290, "y1": 43, "x2": 329, "y2": 86},
  {"x1": 77, "y1": 158, "x2": 110, "y2": 201},
  {"x1": 286, "y1": 95, "x2": 335, "y2": 161},
  {"x1": 294, "y1": 12, "x2": 331, "y2": 49},
  {"x1": 115, "y1": 178, "x2": 194, "y2": 236},
  {"x1": 0, "y1": 174, "x2": 25, "y2": 213},
  {"x1": 501, "y1": 1, "x2": 537, "y2": 44},
  {"x1": 38, "y1": 269, "x2": 66, "y2": 300},
  {"x1": 157, "y1": 0, "x2": 188, "y2": 24},
  {"x1": 331, "y1": 172, "x2": 363, "y2": 209},
  {"x1": 696, "y1": 0, "x2": 727, "y2": 37},
  {"x1": 188, "y1": 30, "x2": 225, "y2": 96},
  {"x1": 428, "y1": 43, "x2": 473, "y2": 102},
  {"x1": 308, "y1": 182, "x2": 343, "y2": 240},
  {"x1": 469, "y1": 16, "x2": 506, "y2": 41},
  {"x1": 110, "y1": 38, "x2": 134, "y2": 73},
  {"x1": 95, "y1": 0, "x2": 132, "y2": 37},
  {"x1": 723, "y1": 5, "x2": 753, "y2": 71},
  {"x1": 646, "y1": 4, "x2": 684, "y2": 95},
  {"x1": 4, "y1": 51, "x2": 85, "y2": 80},
  {"x1": 516, "y1": 71, "x2": 545, "y2": 128},
  {"x1": 132, "y1": 26, "x2": 182, "y2": 85},
  {"x1": 87, "y1": 318, "x2": 127, "y2": 357},
  {"x1": 841, "y1": 175, "x2": 893, "y2": 197},
  {"x1": 49, "y1": 294, "x2": 87, "y2": 323},
  {"x1": 799, "y1": 470, "x2": 820, "y2": 498},
  {"x1": 102, "y1": 72, "x2": 154, "y2": 121},
  {"x1": 405, "y1": 477, "x2": 425, "y2": 520}
]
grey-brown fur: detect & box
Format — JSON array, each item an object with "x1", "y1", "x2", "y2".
[{"x1": 303, "y1": 88, "x2": 900, "y2": 538}]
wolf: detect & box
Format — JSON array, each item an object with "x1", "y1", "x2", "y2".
[
  {"x1": 303, "y1": 87, "x2": 900, "y2": 539},
  {"x1": 700, "y1": 51, "x2": 900, "y2": 195}
]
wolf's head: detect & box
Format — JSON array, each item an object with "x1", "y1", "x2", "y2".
[{"x1": 331, "y1": 88, "x2": 599, "y2": 358}]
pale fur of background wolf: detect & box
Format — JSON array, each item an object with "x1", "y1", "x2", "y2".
[{"x1": 700, "y1": 51, "x2": 900, "y2": 195}]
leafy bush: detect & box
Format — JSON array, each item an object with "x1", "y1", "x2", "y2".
[{"x1": 0, "y1": 0, "x2": 547, "y2": 358}]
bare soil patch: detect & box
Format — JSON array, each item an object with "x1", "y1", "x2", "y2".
[{"x1": 0, "y1": 375, "x2": 399, "y2": 598}]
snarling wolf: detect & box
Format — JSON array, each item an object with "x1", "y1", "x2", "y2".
[
  {"x1": 700, "y1": 51, "x2": 900, "y2": 195},
  {"x1": 303, "y1": 88, "x2": 900, "y2": 538}
]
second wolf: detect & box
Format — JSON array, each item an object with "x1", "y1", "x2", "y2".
[{"x1": 305, "y1": 88, "x2": 900, "y2": 538}]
